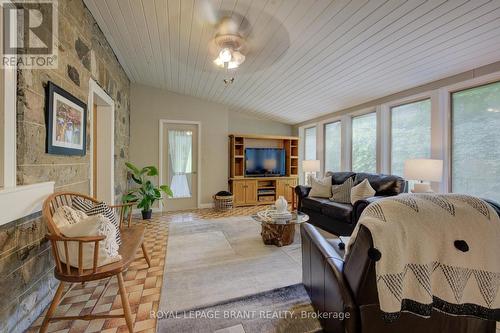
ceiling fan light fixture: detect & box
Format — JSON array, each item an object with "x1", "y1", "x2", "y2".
[
  {"x1": 218, "y1": 48, "x2": 233, "y2": 63},
  {"x1": 213, "y1": 49, "x2": 246, "y2": 69},
  {"x1": 231, "y1": 51, "x2": 245, "y2": 64}
]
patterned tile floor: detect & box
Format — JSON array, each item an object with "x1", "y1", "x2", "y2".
[{"x1": 28, "y1": 206, "x2": 265, "y2": 333}]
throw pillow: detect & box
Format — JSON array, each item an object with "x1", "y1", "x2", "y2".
[
  {"x1": 351, "y1": 179, "x2": 376, "y2": 205},
  {"x1": 57, "y1": 215, "x2": 122, "y2": 269},
  {"x1": 72, "y1": 197, "x2": 94, "y2": 211},
  {"x1": 309, "y1": 175, "x2": 332, "y2": 198},
  {"x1": 53, "y1": 206, "x2": 87, "y2": 227},
  {"x1": 73, "y1": 198, "x2": 121, "y2": 245},
  {"x1": 330, "y1": 177, "x2": 354, "y2": 204}
]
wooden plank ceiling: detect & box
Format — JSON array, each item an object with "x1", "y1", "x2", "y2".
[{"x1": 83, "y1": 0, "x2": 500, "y2": 124}]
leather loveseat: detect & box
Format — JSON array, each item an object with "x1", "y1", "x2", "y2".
[
  {"x1": 301, "y1": 220, "x2": 499, "y2": 333},
  {"x1": 295, "y1": 172, "x2": 406, "y2": 236}
]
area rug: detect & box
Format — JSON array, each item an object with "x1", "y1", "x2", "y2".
[
  {"x1": 160, "y1": 216, "x2": 302, "y2": 312},
  {"x1": 157, "y1": 284, "x2": 322, "y2": 333}
]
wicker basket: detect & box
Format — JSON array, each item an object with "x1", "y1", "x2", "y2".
[{"x1": 213, "y1": 194, "x2": 234, "y2": 212}]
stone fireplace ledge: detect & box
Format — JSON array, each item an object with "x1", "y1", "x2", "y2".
[{"x1": 0, "y1": 182, "x2": 54, "y2": 226}]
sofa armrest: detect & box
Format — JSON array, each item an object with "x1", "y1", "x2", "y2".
[
  {"x1": 301, "y1": 223, "x2": 358, "y2": 333},
  {"x1": 295, "y1": 185, "x2": 312, "y2": 211},
  {"x1": 352, "y1": 196, "x2": 387, "y2": 224}
]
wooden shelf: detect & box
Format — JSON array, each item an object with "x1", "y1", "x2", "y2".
[{"x1": 229, "y1": 134, "x2": 299, "y2": 205}]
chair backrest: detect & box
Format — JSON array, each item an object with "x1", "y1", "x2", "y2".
[
  {"x1": 43, "y1": 192, "x2": 99, "y2": 236},
  {"x1": 324, "y1": 171, "x2": 356, "y2": 185},
  {"x1": 353, "y1": 172, "x2": 406, "y2": 196}
]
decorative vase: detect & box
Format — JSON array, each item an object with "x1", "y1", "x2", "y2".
[
  {"x1": 142, "y1": 209, "x2": 152, "y2": 220},
  {"x1": 275, "y1": 196, "x2": 288, "y2": 213}
]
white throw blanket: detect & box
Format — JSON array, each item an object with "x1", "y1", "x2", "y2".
[{"x1": 347, "y1": 193, "x2": 500, "y2": 321}]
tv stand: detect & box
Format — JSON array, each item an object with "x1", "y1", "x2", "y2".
[{"x1": 228, "y1": 134, "x2": 299, "y2": 207}]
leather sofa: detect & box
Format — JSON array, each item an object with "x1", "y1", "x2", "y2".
[
  {"x1": 295, "y1": 172, "x2": 406, "y2": 236},
  {"x1": 301, "y1": 220, "x2": 499, "y2": 333}
]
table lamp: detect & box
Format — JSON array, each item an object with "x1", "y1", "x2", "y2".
[
  {"x1": 302, "y1": 160, "x2": 320, "y2": 185},
  {"x1": 404, "y1": 159, "x2": 443, "y2": 193}
]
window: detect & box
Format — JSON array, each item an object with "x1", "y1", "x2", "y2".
[
  {"x1": 391, "y1": 99, "x2": 431, "y2": 177},
  {"x1": 304, "y1": 127, "x2": 316, "y2": 160},
  {"x1": 352, "y1": 113, "x2": 377, "y2": 173},
  {"x1": 452, "y1": 81, "x2": 500, "y2": 202},
  {"x1": 324, "y1": 121, "x2": 341, "y2": 172},
  {"x1": 168, "y1": 129, "x2": 193, "y2": 198}
]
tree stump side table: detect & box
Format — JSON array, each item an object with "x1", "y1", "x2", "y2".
[{"x1": 252, "y1": 211, "x2": 309, "y2": 247}]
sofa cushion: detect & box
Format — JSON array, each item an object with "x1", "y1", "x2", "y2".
[
  {"x1": 320, "y1": 201, "x2": 353, "y2": 224},
  {"x1": 351, "y1": 179, "x2": 376, "y2": 204},
  {"x1": 325, "y1": 171, "x2": 356, "y2": 185},
  {"x1": 354, "y1": 173, "x2": 405, "y2": 196},
  {"x1": 330, "y1": 177, "x2": 354, "y2": 203},
  {"x1": 302, "y1": 196, "x2": 332, "y2": 213},
  {"x1": 57, "y1": 215, "x2": 122, "y2": 269},
  {"x1": 309, "y1": 176, "x2": 332, "y2": 198}
]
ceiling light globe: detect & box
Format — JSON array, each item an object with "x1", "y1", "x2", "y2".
[{"x1": 219, "y1": 48, "x2": 232, "y2": 62}]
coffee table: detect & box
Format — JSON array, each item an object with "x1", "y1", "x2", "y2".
[{"x1": 251, "y1": 211, "x2": 309, "y2": 247}]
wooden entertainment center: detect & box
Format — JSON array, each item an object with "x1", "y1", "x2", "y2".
[{"x1": 228, "y1": 134, "x2": 299, "y2": 207}]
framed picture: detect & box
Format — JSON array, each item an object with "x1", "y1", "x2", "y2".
[{"x1": 46, "y1": 82, "x2": 87, "y2": 156}]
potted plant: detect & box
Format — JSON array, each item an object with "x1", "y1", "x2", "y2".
[{"x1": 123, "y1": 162, "x2": 173, "y2": 220}]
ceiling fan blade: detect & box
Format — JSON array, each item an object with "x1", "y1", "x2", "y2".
[{"x1": 198, "y1": 0, "x2": 218, "y2": 25}]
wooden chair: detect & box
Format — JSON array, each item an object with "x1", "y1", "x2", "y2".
[{"x1": 40, "y1": 192, "x2": 151, "y2": 333}]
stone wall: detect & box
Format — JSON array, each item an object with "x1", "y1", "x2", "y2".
[{"x1": 0, "y1": 0, "x2": 131, "y2": 332}]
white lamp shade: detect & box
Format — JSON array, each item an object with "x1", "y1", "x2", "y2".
[
  {"x1": 302, "y1": 160, "x2": 320, "y2": 173},
  {"x1": 404, "y1": 159, "x2": 443, "y2": 182}
]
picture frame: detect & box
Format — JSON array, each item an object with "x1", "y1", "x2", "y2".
[{"x1": 46, "y1": 81, "x2": 87, "y2": 156}]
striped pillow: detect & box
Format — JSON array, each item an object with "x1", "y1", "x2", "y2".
[
  {"x1": 73, "y1": 197, "x2": 121, "y2": 245},
  {"x1": 350, "y1": 179, "x2": 376, "y2": 205},
  {"x1": 330, "y1": 177, "x2": 354, "y2": 204}
]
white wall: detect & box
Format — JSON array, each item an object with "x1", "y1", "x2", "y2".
[
  {"x1": 228, "y1": 112, "x2": 292, "y2": 136},
  {"x1": 130, "y1": 84, "x2": 292, "y2": 207}
]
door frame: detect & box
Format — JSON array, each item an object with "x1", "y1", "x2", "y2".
[
  {"x1": 88, "y1": 79, "x2": 115, "y2": 204},
  {"x1": 158, "y1": 119, "x2": 202, "y2": 210}
]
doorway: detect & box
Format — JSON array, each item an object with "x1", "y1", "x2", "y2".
[
  {"x1": 159, "y1": 120, "x2": 200, "y2": 211},
  {"x1": 88, "y1": 79, "x2": 114, "y2": 203}
]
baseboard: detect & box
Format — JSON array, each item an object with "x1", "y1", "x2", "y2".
[{"x1": 199, "y1": 203, "x2": 214, "y2": 209}]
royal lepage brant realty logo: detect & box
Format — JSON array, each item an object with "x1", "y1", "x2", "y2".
[{"x1": 1, "y1": 0, "x2": 58, "y2": 68}]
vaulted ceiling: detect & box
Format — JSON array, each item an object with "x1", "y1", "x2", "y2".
[{"x1": 84, "y1": 0, "x2": 500, "y2": 124}]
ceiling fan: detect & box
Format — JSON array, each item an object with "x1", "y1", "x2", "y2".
[
  {"x1": 209, "y1": 16, "x2": 248, "y2": 70},
  {"x1": 196, "y1": 0, "x2": 290, "y2": 84}
]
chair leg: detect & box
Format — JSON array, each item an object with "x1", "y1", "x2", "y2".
[
  {"x1": 117, "y1": 272, "x2": 134, "y2": 333},
  {"x1": 141, "y1": 243, "x2": 151, "y2": 268},
  {"x1": 40, "y1": 281, "x2": 65, "y2": 333}
]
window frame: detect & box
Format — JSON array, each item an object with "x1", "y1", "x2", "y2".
[
  {"x1": 387, "y1": 97, "x2": 433, "y2": 176},
  {"x1": 350, "y1": 109, "x2": 378, "y2": 173},
  {"x1": 0, "y1": 2, "x2": 17, "y2": 189},
  {"x1": 0, "y1": 2, "x2": 54, "y2": 226},
  {"x1": 447, "y1": 77, "x2": 500, "y2": 196},
  {"x1": 438, "y1": 72, "x2": 500, "y2": 194},
  {"x1": 304, "y1": 125, "x2": 317, "y2": 161},
  {"x1": 296, "y1": 70, "x2": 500, "y2": 194},
  {"x1": 323, "y1": 120, "x2": 342, "y2": 173}
]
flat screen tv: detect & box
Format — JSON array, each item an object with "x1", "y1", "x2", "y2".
[{"x1": 245, "y1": 148, "x2": 286, "y2": 177}]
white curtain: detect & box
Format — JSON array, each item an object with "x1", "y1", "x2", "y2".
[{"x1": 168, "y1": 130, "x2": 192, "y2": 198}]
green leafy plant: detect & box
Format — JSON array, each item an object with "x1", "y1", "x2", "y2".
[{"x1": 123, "y1": 162, "x2": 173, "y2": 214}]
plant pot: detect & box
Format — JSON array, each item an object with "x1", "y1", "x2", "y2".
[{"x1": 142, "y1": 209, "x2": 152, "y2": 220}]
